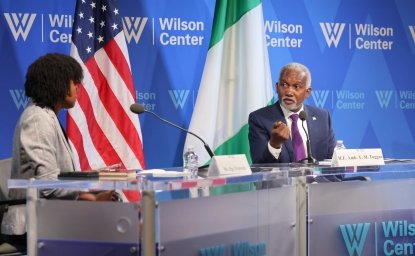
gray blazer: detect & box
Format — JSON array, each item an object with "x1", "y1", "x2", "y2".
[{"x1": 2, "y1": 102, "x2": 79, "y2": 235}]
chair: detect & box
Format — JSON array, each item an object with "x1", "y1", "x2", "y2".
[{"x1": 0, "y1": 158, "x2": 25, "y2": 255}]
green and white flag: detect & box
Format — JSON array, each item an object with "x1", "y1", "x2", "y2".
[{"x1": 184, "y1": 0, "x2": 273, "y2": 165}]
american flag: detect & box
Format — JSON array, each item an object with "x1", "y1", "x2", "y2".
[{"x1": 68, "y1": 0, "x2": 145, "y2": 201}]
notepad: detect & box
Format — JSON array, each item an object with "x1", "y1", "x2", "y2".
[{"x1": 98, "y1": 170, "x2": 137, "y2": 180}]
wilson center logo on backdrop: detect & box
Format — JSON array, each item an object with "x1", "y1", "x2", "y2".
[
  {"x1": 311, "y1": 90, "x2": 330, "y2": 108},
  {"x1": 311, "y1": 90, "x2": 365, "y2": 110},
  {"x1": 310, "y1": 89, "x2": 415, "y2": 110},
  {"x1": 169, "y1": 90, "x2": 190, "y2": 109},
  {"x1": 123, "y1": 16, "x2": 148, "y2": 44},
  {"x1": 4, "y1": 13, "x2": 37, "y2": 41},
  {"x1": 157, "y1": 17, "x2": 205, "y2": 46},
  {"x1": 375, "y1": 90, "x2": 394, "y2": 108},
  {"x1": 264, "y1": 20, "x2": 303, "y2": 48},
  {"x1": 320, "y1": 22, "x2": 394, "y2": 50},
  {"x1": 375, "y1": 90, "x2": 415, "y2": 109},
  {"x1": 9, "y1": 89, "x2": 29, "y2": 110},
  {"x1": 4, "y1": 12, "x2": 74, "y2": 43},
  {"x1": 136, "y1": 91, "x2": 156, "y2": 111},
  {"x1": 320, "y1": 22, "x2": 346, "y2": 48}
]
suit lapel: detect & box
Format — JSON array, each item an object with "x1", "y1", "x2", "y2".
[
  {"x1": 49, "y1": 110, "x2": 76, "y2": 170},
  {"x1": 272, "y1": 103, "x2": 286, "y2": 123}
]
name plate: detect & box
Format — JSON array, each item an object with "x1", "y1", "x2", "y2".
[
  {"x1": 207, "y1": 154, "x2": 252, "y2": 177},
  {"x1": 332, "y1": 148, "x2": 385, "y2": 167}
]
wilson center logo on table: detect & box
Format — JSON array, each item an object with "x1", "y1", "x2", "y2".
[
  {"x1": 340, "y1": 223, "x2": 370, "y2": 256},
  {"x1": 340, "y1": 220, "x2": 415, "y2": 256}
]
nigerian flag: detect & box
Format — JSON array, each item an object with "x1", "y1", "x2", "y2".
[{"x1": 184, "y1": 0, "x2": 273, "y2": 165}]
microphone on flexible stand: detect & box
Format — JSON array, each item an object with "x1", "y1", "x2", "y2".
[
  {"x1": 130, "y1": 103, "x2": 215, "y2": 158},
  {"x1": 299, "y1": 111, "x2": 317, "y2": 164}
]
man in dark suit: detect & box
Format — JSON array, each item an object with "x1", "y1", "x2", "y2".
[{"x1": 248, "y1": 62, "x2": 336, "y2": 164}]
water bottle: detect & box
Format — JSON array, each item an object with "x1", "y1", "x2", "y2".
[
  {"x1": 334, "y1": 140, "x2": 346, "y2": 151},
  {"x1": 183, "y1": 146, "x2": 198, "y2": 179},
  {"x1": 331, "y1": 140, "x2": 346, "y2": 166}
]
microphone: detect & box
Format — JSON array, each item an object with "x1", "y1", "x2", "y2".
[
  {"x1": 130, "y1": 103, "x2": 215, "y2": 158},
  {"x1": 299, "y1": 111, "x2": 317, "y2": 164}
]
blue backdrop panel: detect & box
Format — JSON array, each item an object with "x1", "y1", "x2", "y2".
[{"x1": 0, "y1": 0, "x2": 414, "y2": 169}]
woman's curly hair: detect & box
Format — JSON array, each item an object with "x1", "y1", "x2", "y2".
[{"x1": 24, "y1": 53, "x2": 83, "y2": 109}]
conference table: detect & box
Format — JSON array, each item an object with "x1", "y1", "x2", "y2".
[{"x1": 8, "y1": 160, "x2": 415, "y2": 256}]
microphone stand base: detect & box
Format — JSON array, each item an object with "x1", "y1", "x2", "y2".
[{"x1": 297, "y1": 158, "x2": 318, "y2": 165}]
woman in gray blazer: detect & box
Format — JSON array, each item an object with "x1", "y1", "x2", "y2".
[{"x1": 1, "y1": 53, "x2": 118, "y2": 251}]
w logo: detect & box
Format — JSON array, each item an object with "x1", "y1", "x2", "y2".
[
  {"x1": 123, "y1": 17, "x2": 148, "y2": 44},
  {"x1": 311, "y1": 90, "x2": 330, "y2": 108},
  {"x1": 4, "y1": 13, "x2": 37, "y2": 41},
  {"x1": 340, "y1": 223, "x2": 370, "y2": 256},
  {"x1": 375, "y1": 90, "x2": 394, "y2": 108},
  {"x1": 320, "y1": 22, "x2": 346, "y2": 48},
  {"x1": 409, "y1": 26, "x2": 415, "y2": 44},
  {"x1": 10, "y1": 89, "x2": 29, "y2": 110},
  {"x1": 169, "y1": 90, "x2": 190, "y2": 109}
]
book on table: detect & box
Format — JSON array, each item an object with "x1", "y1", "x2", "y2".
[
  {"x1": 58, "y1": 170, "x2": 137, "y2": 180},
  {"x1": 98, "y1": 170, "x2": 137, "y2": 180}
]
